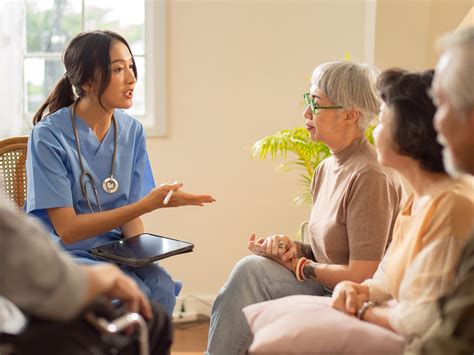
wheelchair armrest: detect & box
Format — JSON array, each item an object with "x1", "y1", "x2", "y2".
[{"x1": 85, "y1": 311, "x2": 149, "y2": 355}]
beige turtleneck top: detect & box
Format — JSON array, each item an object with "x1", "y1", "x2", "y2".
[{"x1": 308, "y1": 136, "x2": 403, "y2": 265}]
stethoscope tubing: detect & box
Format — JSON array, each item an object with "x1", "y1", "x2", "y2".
[{"x1": 71, "y1": 100, "x2": 118, "y2": 212}]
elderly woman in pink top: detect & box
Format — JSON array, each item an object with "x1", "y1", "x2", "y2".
[
  {"x1": 207, "y1": 61, "x2": 404, "y2": 355},
  {"x1": 329, "y1": 69, "x2": 473, "y2": 338}
]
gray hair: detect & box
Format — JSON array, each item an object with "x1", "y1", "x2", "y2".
[
  {"x1": 436, "y1": 27, "x2": 474, "y2": 114},
  {"x1": 311, "y1": 61, "x2": 380, "y2": 131}
]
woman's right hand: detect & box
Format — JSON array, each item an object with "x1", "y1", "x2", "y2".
[{"x1": 142, "y1": 182, "x2": 216, "y2": 212}]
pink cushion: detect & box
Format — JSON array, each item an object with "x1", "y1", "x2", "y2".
[{"x1": 243, "y1": 295, "x2": 405, "y2": 355}]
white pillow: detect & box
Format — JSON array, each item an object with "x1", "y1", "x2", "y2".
[{"x1": 243, "y1": 295, "x2": 405, "y2": 354}]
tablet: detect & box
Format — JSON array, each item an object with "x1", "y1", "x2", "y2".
[{"x1": 91, "y1": 233, "x2": 194, "y2": 267}]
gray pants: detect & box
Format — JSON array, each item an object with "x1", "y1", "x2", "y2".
[{"x1": 206, "y1": 255, "x2": 329, "y2": 355}]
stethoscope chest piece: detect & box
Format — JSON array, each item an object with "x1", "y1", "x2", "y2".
[{"x1": 103, "y1": 176, "x2": 119, "y2": 194}]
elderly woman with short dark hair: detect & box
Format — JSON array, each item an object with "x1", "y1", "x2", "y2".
[
  {"x1": 327, "y1": 68, "x2": 474, "y2": 342},
  {"x1": 206, "y1": 61, "x2": 403, "y2": 355}
]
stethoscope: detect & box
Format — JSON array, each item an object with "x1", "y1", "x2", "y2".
[{"x1": 70, "y1": 100, "x2": 119, "y2": 212}]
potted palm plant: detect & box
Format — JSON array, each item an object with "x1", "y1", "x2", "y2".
[{"x1": 251, "y1": 126, "x2": 375, "y2": 205}]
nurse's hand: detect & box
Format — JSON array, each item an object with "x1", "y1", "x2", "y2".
[
  {"x1": 166, "y1": 189, "x2": 216, "y2": 207},
  {"x1": 142, "y1": 182, "x2": 216, "y2": 211}
]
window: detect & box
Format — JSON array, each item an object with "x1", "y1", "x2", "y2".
[{"x1": 0, "y1": 0, "x2": 166, "y2": 138}]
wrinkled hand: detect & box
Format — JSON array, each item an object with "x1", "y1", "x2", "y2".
[
  {"x1": 86, "y1": 264, "x2": 153, "y2": 320},
  {"x1": 248, "y1": 233, "x2": 266, "y2": 255},
  {"x1": 330, "y1": 281, "x2": 368, "y2": 316},
  {"x1": 249, "y1": 233, "x2": 297, "y2": 262},
  {"x1": 103, "y1": 265, "x2": 153, "y2": 320},
  {"x1": 143, "y1": 182, "x2": 215, "y2": 211}
]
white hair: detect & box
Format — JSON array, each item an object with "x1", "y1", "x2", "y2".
[
  {"x1": 311, "y1": 61, "x2": 381, "y2": 131},
  {"x1": 436, "y1": 27, "x2": 474, "y2": 115}
]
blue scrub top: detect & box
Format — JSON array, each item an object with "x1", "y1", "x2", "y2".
[{"x1": 26, "y1": 106, "x2": 155, "y2": 255}]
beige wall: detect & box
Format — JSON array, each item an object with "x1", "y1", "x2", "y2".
[
  {"x1": 374, "y1": 0, "x2": 472, "y2": 70},
  {"x1": 144, "y1": 0, "x2": 373, "y2": 296},
  {"x1": 143, "y1": 0, "x2": 472, "y2": 298}
]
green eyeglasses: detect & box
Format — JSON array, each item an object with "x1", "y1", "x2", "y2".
[{"x1": 304, "y1": 92, "x2": 343, "y2": 114}]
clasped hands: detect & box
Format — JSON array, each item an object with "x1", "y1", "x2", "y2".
[
  {"x1": 248, "y1": 234, "x2": 371, "y2": 318},
  {"x1": 248, "y1": 232, "x2": 297, "y2": 261},
  {"x1": 330, "y1": 281, "x2": 370, "y2": 317},
  {"x1": 248, "y1": 233, "x2": 298, "y2": 270}
]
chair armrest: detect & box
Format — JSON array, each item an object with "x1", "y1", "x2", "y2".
[
  {"x1": 300, "y1": 221, "x2": 310, "y2": 244},
  {"x1": 85, "y1": 311, "x2": 149, "y2": 355}
]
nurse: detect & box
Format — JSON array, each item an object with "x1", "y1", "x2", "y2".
[{"x1": 25, "y1": 30, "x2": 215, "y2": 315}]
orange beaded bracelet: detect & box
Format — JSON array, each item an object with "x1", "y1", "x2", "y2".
[{"x1": 296, "y1": 257, "x2": 309, "y2": 282}]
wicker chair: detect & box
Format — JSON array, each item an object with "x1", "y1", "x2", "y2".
[{"x1": 0, "y1": 136, "x2": 28, "y2": 209}]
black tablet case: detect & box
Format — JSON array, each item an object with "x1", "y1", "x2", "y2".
[{"x1": 91, "y1": 233, "x2": 194, "y2": 267}]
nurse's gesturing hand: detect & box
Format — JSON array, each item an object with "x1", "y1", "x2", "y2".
[
  {"x1": 142, "y1": 182, "x2": 216, "y2": 212},
  {"x1": 47, "y1": 181, "x2": 216, "y2": 244}
]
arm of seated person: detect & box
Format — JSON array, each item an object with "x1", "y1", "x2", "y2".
[
  {"x1": 248, "y1": 233, "x2": 379, "y2": 285},
  {"x1": 361, "y1": 305, "x2": 394, "y2": 331},
  {"x1": 302, "y1": 259, "x2": 380, "y2": 289},
  {"x1": 48, "y1": 205, "x2": 148, "y2": 244},
  {"x1": 48, "y1": 183, "x2": 215, "y2": 244},
  {"x1": 121, "y1": 217, "x2": 145, "y2": 238}
]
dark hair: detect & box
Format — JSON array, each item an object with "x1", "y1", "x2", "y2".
[
  {"x1": 33, "y1": 30, "x2": 137, "y2": 125},
  {"x1": 376, "y1": 69, "x2": 445, "y2": 173}
]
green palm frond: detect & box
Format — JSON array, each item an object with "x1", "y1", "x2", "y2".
[
  {"x1": 252, "y1": 125, "x2": 375, "y2": 205},
  {"x1": 252, "y1": 127, "x2": 331, "y2": 178}
]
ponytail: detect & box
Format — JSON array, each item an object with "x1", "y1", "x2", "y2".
[{"x1": 32, "y1": 75, "x2": 76, "y2": 125}]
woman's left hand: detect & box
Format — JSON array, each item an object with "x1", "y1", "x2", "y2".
[
  {"x1": 165, "y1": 189, "x2": 216, "y2": 207},
  {"x1": 330, "y1": 281, "x2": 368, "y2": 316},
  {"x1": 149, "y1": 182, "x2": 215, "y2": 208}
]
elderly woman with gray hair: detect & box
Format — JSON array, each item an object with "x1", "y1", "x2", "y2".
[{"x1": 206, "y1": 61, "x2": 403, "y2": 355}]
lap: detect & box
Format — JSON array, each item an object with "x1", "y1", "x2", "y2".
[
  {"x1": 245, "y1": 295, "x2": 405, "y2": 355},
  {"x1": 231, "y1": 255, "x2": 327, "y2": 298}
]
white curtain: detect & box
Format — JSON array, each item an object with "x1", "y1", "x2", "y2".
[{"x1": 0, "y1": 1, "x2": 24, "y2": 138}]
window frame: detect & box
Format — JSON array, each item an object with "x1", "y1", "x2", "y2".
[{"x1": 21, "y1": 0, "x2": 167, "y2": 136}]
